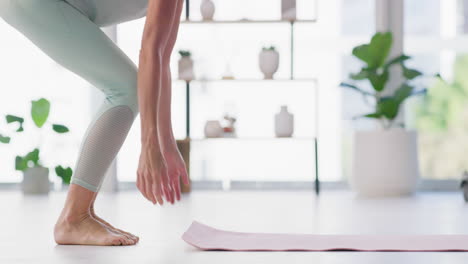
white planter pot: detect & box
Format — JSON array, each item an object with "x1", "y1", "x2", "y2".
[
  {"x1": 275, "y1": 105, "x2": 294, "y2": 137},
  {"x1": 350, "y1": 128, "x2": 420, "y2": 197},
  {"x1": 22, "y1": 166, "x2": 50, "y2": 195},
  {"x1": 259, "y1": 50, "x2": 279, "y2": 79},
  {"x1": 204, "y1": 120, "x2": 223, "y2": 138},
  {"x1": 178, "y1": 57, "x2": 195, "y2": 81},
  {"x1": 200, "y1": 0, "x2": 215, "y2": 21},
  {"x1": 281, "y1": 0, "x2": 296, "y2": 21}
]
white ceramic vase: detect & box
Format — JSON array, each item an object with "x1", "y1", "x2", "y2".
[
  {"x1": 350, "y1": 128, "x2": 420, "y2": 197},
  {"x1": 178, "y1": 56, "x2": 195, "y2": 81},
  {"x1": 22, "y1": 166, "x2": 50, "y2": 195},
  {"x1": 275, "y1": 106, "x2": 294, "y2": 137},
  {"x1": 281, "y1": 0, "x2": 296, "y2": 21},
  {"x1": 259, "y1": 49, "x2": 279, "y2": 79},
  {"x1": 200, "y1": 0, "x2": 215, "y2": 21},
  {"x1": 204, "y1": 120, "x2": 223, "y2": 138}
]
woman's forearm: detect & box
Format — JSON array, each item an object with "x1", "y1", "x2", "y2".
[
  {"x1": 138, "y1": 0, "x2": 174, "y2": 146},
  {"x1": 157, "y1": 0, "x2": 184, "y2": 152},
  {"x1": 157, "y1": 63, "x2": 177, "y2": 151},
  {"x1": 138, "y1": 49, "x2": 162, "y2": 145}
]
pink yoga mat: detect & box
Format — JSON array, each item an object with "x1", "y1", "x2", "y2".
[{"x1": 182, "y1": 221, "x2": 468, "y2": 252}]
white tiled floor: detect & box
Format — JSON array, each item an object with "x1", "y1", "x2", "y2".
[{"x1": 1, "y1": 190, "x2": 468, "y2": 263}]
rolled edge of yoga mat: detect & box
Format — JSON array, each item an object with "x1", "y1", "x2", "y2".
[{"x1": 182, "y1": 221, "x2": 468, "y2": 252}]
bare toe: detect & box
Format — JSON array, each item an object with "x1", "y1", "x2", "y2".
[{"x1": 90, "y1": 214, "x2": 139, "y2": 244}]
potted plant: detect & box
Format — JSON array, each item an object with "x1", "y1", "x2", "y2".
[
  {"x1": 178, "y1": 50, "x2": 195, "y2": 81},
  {"x1": 340, "y1": 32, "x2": 438, "y2": 197},
  {"x1": 2, "y1": 98, "x2": 73, "y2": 194},
  {"x1": 259, "y1": 46, "x2": 279, "y2": 79}
]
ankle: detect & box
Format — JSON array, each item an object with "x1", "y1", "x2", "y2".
[
  {"x1": 59, "y1": 207, "x2": 91, "y2": 225},
  {"x1": 59, "y1": 184, "x2": 96, "y2": 225}
]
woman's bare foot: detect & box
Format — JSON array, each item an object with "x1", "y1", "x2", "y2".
[
  {"x1": 54, "y1": 213, "x2": 136, "y2": 246},
  {"x1": 55, "y1": 184, "x2": 137, "y2": 246},
  {"x1": 89, "y1": 205, "x2": 139, "y2": 243}
]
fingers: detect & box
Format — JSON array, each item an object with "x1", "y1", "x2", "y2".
[
  {"x1": 152, "y1": 173, "x2": 164, "y2": 205},
  {"x1": 138, "y1": 161, "x2": 188, "y2": 204},
  {"x1": 166, "y1": 173, "x2": 175, "y2": 204},
  {"x1": 173, "y1": 173, "x2": 182, "y2": 201},
  {"x1": 137, "y1": 171, "x2": 154, "y2": 203},
  {"x1": 181, "y1": 167, "x2": 190, "y2": 186},
  {"x1": 143, "y1": 172, "x2": 157, "y2": 204},
  {"x1": 165, "y1": 170, "x2": 177, "y2": 204},
  {"x1": 159, "y1": 166, "x2": 172, "y2": 204}
]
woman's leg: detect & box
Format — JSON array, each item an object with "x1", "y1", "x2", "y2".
[{"x1": 0, "y1": 0, "x2": 139, "y2": 245}]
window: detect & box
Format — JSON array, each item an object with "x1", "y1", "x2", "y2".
[{"x1": 405, "y1": 0, "x2": 468, "y2": 180}]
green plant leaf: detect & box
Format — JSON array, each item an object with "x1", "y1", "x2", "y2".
[
  {"x1": 15, "y1": 149, "x2": 40, "y2": 171},
  {"x1": 0, "y1": 134, "x2": 10, "y2": 144},
  {"x1": 52, "y1": 124, "x2": 69, "y2": 133},
  {"x1": 402, "y1": 66, "x2": 422, "y2": 80},
  {"x1": 178, "y1": 50, "x2": 191, "y2": 57},
  {"x1": 6, "y1": 115, "x2": 23, "y2": 123},
  {"x1": 31, "y1": 98, "x2": 50, "y2": 128},
  {"x1": 394, "y1": 84, "x2": 415, "y2": 104},
  {"x1": 352, "y1": 44, "x2": 372, "y2": 65},
  {"x1": 25, "y1": 148, "x2": 40, "y2": 166},
  {"x1": 55, "y1": 165, "x2": 73, "y2": 184},
  {"x1": 384, "y1": 54, "x2": 411, "y2": 70},
  {"x1": 15, "y1": 156, "x2": 28, "y2": 171},
  {"x1": 363, "y1": 113, "x2": 383, "y2": 119},
  {"x1": 368, "y1": 70, "x2": 389, "y2": 92},
  {"x1": 364, "y1": 113, "x2": 382, "y2": 118},
  {"x1": 377, "y1": 97, "x2": 399, "y2": 119},
  {"x1": 353, "y1": 112, "x2": 383, "y2": 120},
  {"x1": 350, "y1": 69, "x2": 370, "y2": 80},
  {"x1": 339, "y1": 82, "x2": 374, "y2": 96},
  {"x1": 6, "y1": 115, "x2": 24, "y2": 132},
  {"x1": 352, "y1": 32, "x2": 393, "y2": 69}
]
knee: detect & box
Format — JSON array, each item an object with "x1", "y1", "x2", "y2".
[
  {"x1": 115, "y1": 89, "x2": 139, "y2": 119},
  {"x1": 120, "y1": 90, "x2": 139, "y2": 119},
  {"x1": 102, "y1": 76, "x2": 139, "y2": 118}
]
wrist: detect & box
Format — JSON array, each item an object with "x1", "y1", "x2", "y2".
[
  {"x1": 159, "y1": 135, "x2": 178, "y2": 152},
  {"x1": 141, "y1": 131, "x2": 159, "y2": 146}
]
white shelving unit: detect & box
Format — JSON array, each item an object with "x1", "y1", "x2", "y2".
[{"x1": 179, "y1": 1, "x2": 320, "y2": 194}]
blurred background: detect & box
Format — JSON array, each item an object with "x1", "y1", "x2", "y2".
[{"x1": 1, "y1": 0, "x2": 467, "y2": 191}]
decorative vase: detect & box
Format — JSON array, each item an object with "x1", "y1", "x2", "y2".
[
  {"x1": 350, "y1": 128, "x2": 420, "y2": 197},
  {"x1": 275, "y1": 105, "x2": 294, "y2": 137},
  {"x1": 178, "y1": 56, "x2": 195, "y2": 81},
  {"x1": 259, "y1": 49, "x2": 279, "y2": 79},
  {"x1": 200, "y1": 0, "x2": 215, "y2": 21},
  {"x1": 281, "y1": 0, "x2": 296, "y2": 21},
  {"x1": 22, "y1": 166, "x2": 50, "y2": 195},
  {"x1": 204, "y1": 120, "x2": 223, "y2": 138}
]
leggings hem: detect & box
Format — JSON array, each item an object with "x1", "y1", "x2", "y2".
[{"x1": 71, "y1": 178, "x2": 99, "y2": 192}]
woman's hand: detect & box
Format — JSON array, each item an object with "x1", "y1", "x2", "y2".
[
  {"x1": 137, "y1": 141, "x2": 169, "y2": 205},
  {"x1": 161, "y1": 145, "x2": 189, "y2": 203}
]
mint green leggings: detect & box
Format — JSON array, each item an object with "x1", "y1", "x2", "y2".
[{"x1": 0, "y1": 0, "x2": 147, "y2": 192}]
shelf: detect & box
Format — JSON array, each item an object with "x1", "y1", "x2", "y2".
[
  {"x1": 181, "y1": 19, "x2": 317, "y2": 24},
  {"x1": 175, "y1": 78, "x2": 318, "y2": 83},
  {"x1": 189, "y1": 137, "x2": 317, "y2": 141}
]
